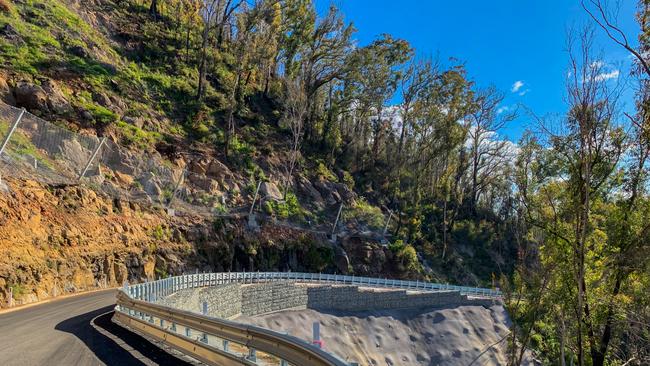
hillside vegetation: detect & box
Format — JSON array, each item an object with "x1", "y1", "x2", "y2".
[
  {"x1": 0, "y1": 0, "x2": 519, "y2": 285},
  {"x1": 1, "y1": 0, "x2": 650, "y2": 365}
]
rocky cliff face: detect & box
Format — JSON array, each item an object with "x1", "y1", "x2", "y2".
[
  {"x1": 0, "y1": 177, "x2": 198, "y2": 305},
  {"x1": 0, "y1": 176, "x2": 398, "y2": 307}
]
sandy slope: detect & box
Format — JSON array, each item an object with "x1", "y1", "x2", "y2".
[{"x1": 238, "y1": 305, "x2": 538, "y2": 366}]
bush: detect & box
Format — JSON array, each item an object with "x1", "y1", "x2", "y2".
[
  {"x1": 305, "y1": 246, "x2": 334, "y2": 272},
  {"x1": 315, "y1": 162, "x2": 337, "y2": 182},
  {"x1": 342, "y1": 170, "x2": 355, "y2": 189},
  {"x1": 343, "y1": 198, "x2": 385, "y2": 230},
  {"x1": 397, "y1": 244, "x2": 419, "y2": 272},
  {"x1": 267, "y1": 192, "x2": 303, "y2": 220}
]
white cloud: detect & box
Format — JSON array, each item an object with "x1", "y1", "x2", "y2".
[
  {"x1": 518, "y1": 89, "x2": 530, "y2": 96},
  {"x1": 496, "y1": 106, "x2": 509, "y2": 115},
  {"x1": 590, "y1": 60, "x2": 605, "y2": 69},
  {"x1": 511, "y1": 80, "x2": 524, "y2": 93},
  {"x1": 595, "y1": 69, "x2": 620, "y2": 82}
]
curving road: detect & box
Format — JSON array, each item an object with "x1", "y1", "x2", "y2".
[{"x1": 0, "y1": 290, "x2": 192, "y2": 366}]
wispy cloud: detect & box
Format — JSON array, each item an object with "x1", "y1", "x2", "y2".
[
  {"x1": 590, "y1": 60, "x2": 605, "y2": 69},
  {"x1": 496, "y1": 106, "x2": 509, "y2": 115},
  {"x1": 511, "y1": 80, "x2": 524, "y2": 93},
  {"x1": 518, "y1": 89, "x2": 530, "y2": 96},
  {"x1": 595, "y1": 69, "x2": 620, "y2": 82}
]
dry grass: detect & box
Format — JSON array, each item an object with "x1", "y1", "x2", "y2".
[{"x1": 0, "y1": 0, "x2": 11, "y2": 13}]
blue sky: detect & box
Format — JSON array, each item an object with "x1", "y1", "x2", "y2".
[{"x1": 314, "y1": 0, "x2": 640, "y2": 141}]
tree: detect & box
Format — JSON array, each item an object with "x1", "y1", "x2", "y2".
[
  {"x1": 196, "y1": 0, "x2": 243, "y2": 100},
  {"x1": 346, "y1": 34, "x2": 412, "y2": 174},
  {"x1": 281, "y1": 75, "x2": 307, "y2": 198},
  {"x1": 466, "y1": 87, "x2": 516, "y2": 212},
  {"x1": 150, "y1": 0, "x2": 159, "y2": 19}
]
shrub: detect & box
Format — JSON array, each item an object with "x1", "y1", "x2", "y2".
[
  {"x1": 341, "y1": 170, "x2": 355, "y2": 189},
  {"x1": 305, "y1": 246, "x2": 334, "y2": 272},
  {"x1": 268, "y1": 192, "x2": 303, "y2": 220},
  {"x1": 343, "y1": 198, "x2": 385, "y2": 230},
  {"x1": 397, "y1": 244, "x2": 420, "y2": 272},
  {"x1": 315, "y1": 162, "x2": 337, "y2": 182}
]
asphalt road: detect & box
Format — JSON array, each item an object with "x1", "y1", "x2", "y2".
[{"x1": 0, "y1": 289, "x2": 192, "y2": 366}]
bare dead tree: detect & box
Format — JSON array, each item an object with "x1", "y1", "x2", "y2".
[
  {"x1": 281, "y1": 75, "x2": 307, "y2": 198},
  {"x1": 581, "y1": 0, "x2": 650, "y2": 76}
]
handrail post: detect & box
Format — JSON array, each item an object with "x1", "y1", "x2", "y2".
[
  {"x1": 78, "y1": 137, "x2": 106, "y2": 181},
  {"x1": 0, "y1": 108, "x2": 25, "y2": 159}
]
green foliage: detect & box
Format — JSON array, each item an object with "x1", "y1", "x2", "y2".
[
  {"x1": 314, "y1": 161, "x2": 337, "y2": 181},
  {"x1": 341, "y1": 170, "x2": 355, "y2": 189},
  {"x1": 390, "y1": 242, "x2": 420, "y2": 274},
  {"x1": 9, "y1": 283, "x2": 27, "y2": 298},
  {"x1": 266, "y1": 192, "x2": 304, "y2": 220},
  {"x1": 388, "y1": 239, "x2": 405, "y2": 253},
  {"x1": 150, "y1": 225, "x2": 170, "y2": 240},
  {"x1": 304, "y1": 245, "x2": 334, "y2": 272},
  {"x1": 343, "y1": 198, "x2": 385, "y2": 230}
]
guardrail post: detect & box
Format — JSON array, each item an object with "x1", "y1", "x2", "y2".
[
  {"x1": 312, "y1": 322, "x2": 322, "y2": 348},
  {"x1": 0, "y1": 108, "x2": 25, "y2": 159},
  {"x1": 200, "y1": 301, "x2": 209, "y2": 344},
  {"x1": 78, "y1": 137, "x2": 106, "y2": 181},
  {"x1": 247, "y1": 348, "x2": 257, "y2": 362}
]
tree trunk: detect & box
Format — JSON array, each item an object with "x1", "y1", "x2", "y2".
[
  {"x1": 196, "y1": 25, "x2": 210, "y2": 100},
  {"x1": 149, "y1": 0, "x2": 159, "y2": 19}
]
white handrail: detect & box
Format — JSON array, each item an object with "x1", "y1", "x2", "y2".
[{"x1": 127, "y1": 271, "x2": 501, "y2": 301}]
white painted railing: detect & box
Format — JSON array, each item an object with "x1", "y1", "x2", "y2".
[{"x1": 124, "y1": 272, "x2": 501, "y2": 302}]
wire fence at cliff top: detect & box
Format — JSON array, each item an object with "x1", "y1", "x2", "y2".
[{"x1": 0, "y1": 101, "x2": 392, "y2": 237}]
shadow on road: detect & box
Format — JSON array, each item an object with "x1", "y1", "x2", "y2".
[{"x1": 55, "y1": 306, "x2": 193, "y2": 365}]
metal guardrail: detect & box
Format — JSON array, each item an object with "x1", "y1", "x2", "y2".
[{"x1": 114, "y1": 272, "x2": 501, "y2": 366}]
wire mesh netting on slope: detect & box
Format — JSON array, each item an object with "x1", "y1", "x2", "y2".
[
  {"x1": 0, "y1": 103, "x2": 224, "y2": 216},
  {"x1": 0, "y1": 101, "x2": 392, "y2": 236}
]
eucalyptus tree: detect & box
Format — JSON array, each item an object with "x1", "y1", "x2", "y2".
[
  {"x1": 466, "y1": 86, "x2": 517, "y2": 212},
  {"x1": 345, "y1": 34, "x2": 412, "y2": 174}
]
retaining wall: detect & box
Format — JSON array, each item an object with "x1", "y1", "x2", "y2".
[
  {"x1": 304, "y1": 285, "x2": 492, "y2": 311},
  {"x1": 157, "y1": 281, "x2": 497, "y2": 318},
  {"x1": 241, "y1": 282, "x2": 308, "y2": 315},
  {"x1": 157, "y1": 283, "x2": 242, "y2": 318}
]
